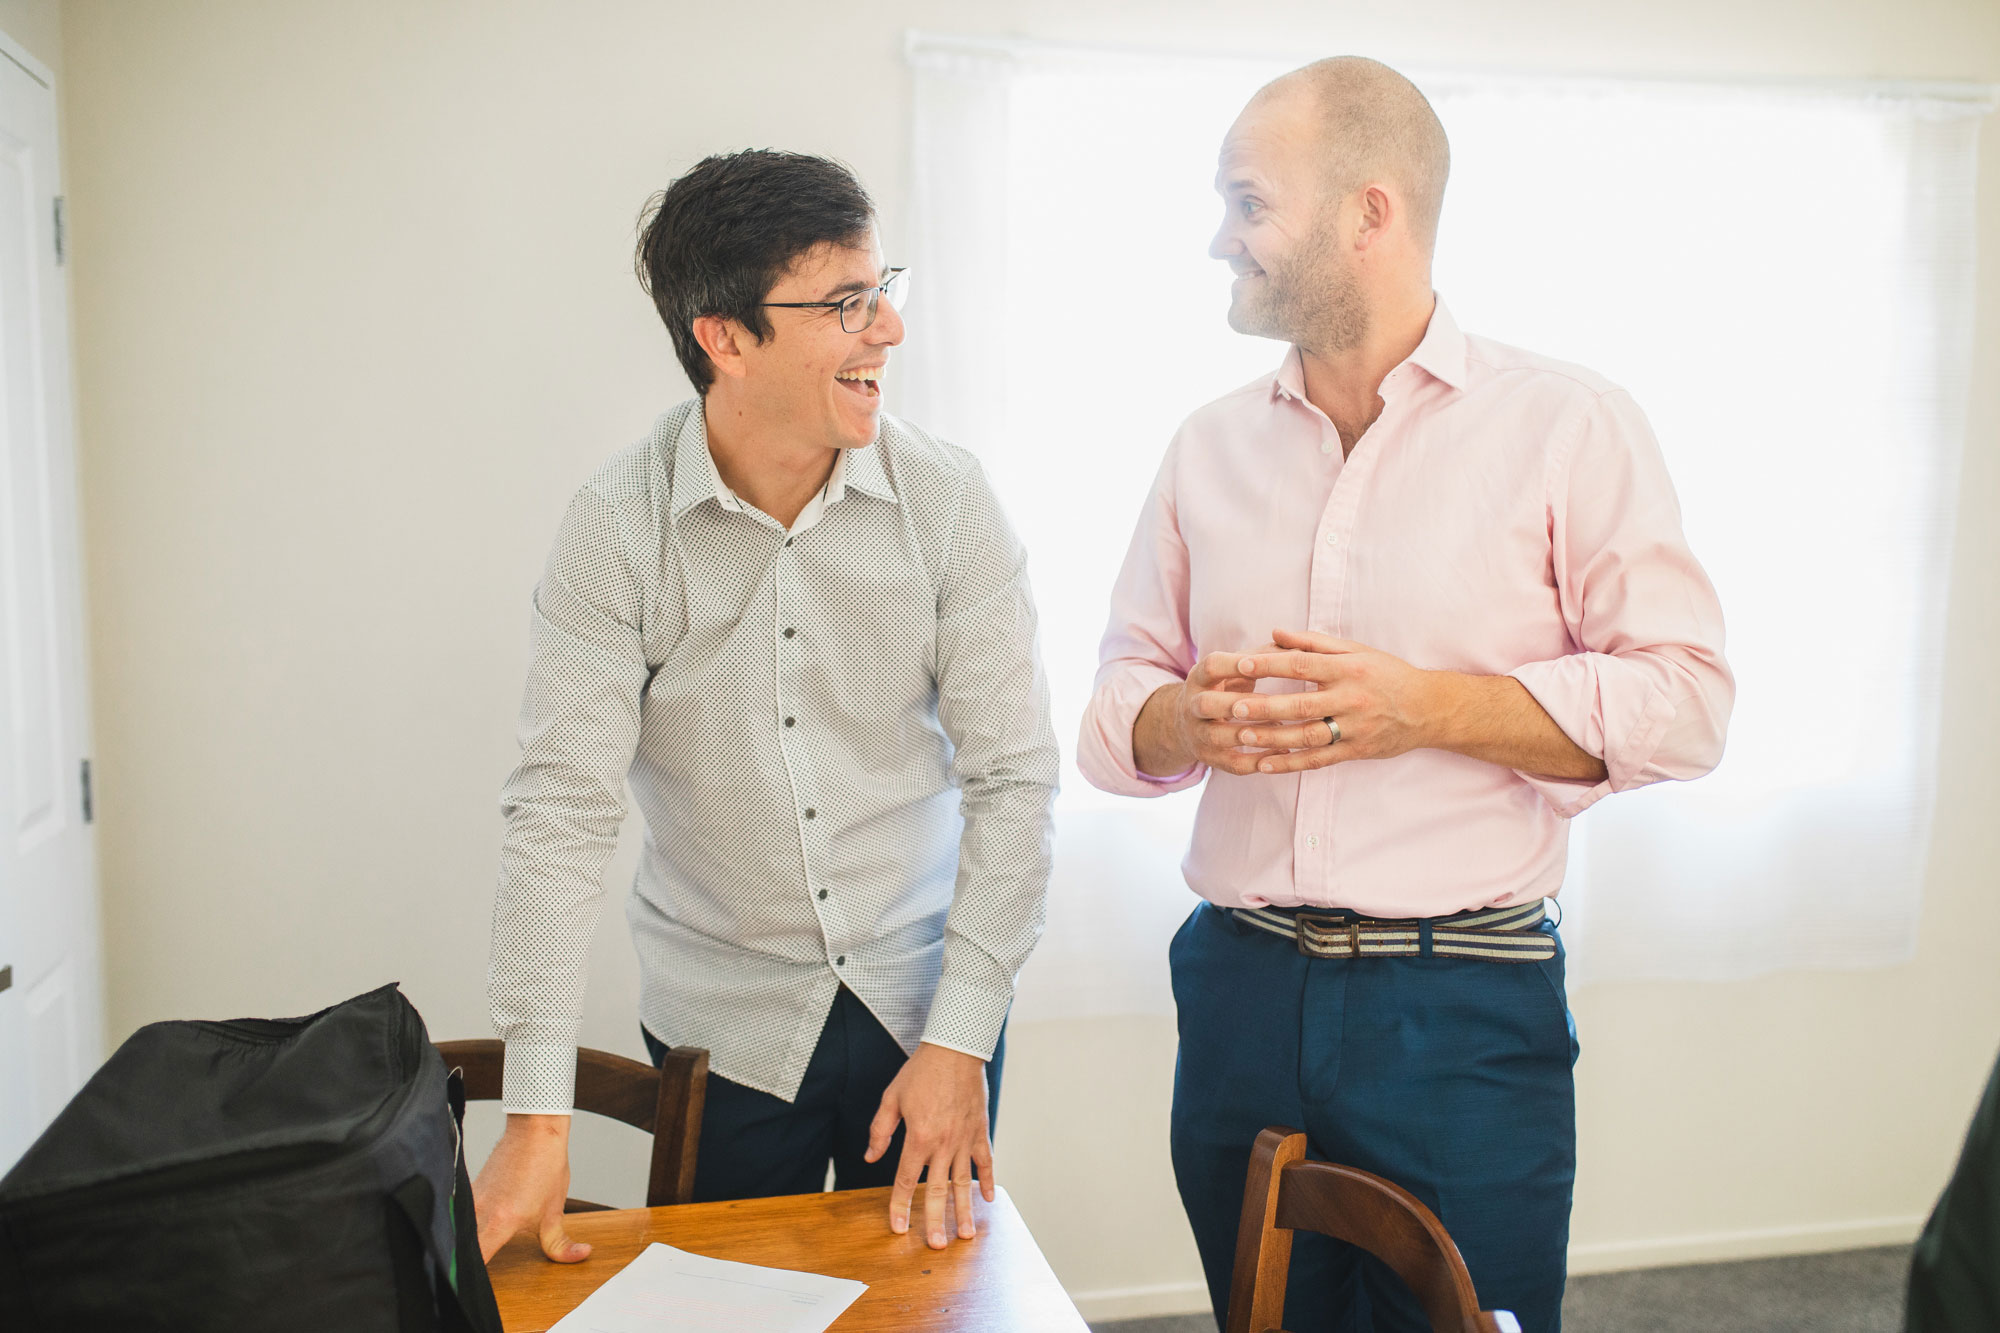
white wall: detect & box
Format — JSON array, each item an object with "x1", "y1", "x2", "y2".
[{"x1": 51, "y1": 0, "x2": 2000, "y2": 1319}]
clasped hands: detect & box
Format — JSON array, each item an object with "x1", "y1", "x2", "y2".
[{"x1": 1168, "y1": 627, "x2": 1440, "y2": 776}]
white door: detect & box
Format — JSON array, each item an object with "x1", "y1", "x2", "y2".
[{"x1": 0, "y1": 30, "x2": 103, "y2": 1174}]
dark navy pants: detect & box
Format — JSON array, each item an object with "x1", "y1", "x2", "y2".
[
  {"x1": 643, "y1": 985, "x2": 1006, "y2": 1202},
  {"x1": 1170, "y1": 902, "x2": 1578, "y2": 1333}
]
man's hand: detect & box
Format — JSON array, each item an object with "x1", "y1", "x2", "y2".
[
  {"x1": 1222, "y1": 629, "x2": 1441, "y2": 773},
  {"x1": 1132, "y1": 650, "x2": 1267, "y2": 777},
  {"x1": 472, "y1": 1113, "x2": 592, "y2": 1264},
  {"x1": 864, "y1": 1043, "x2": 993, "y2": 1249},
  {"x1": 1229, "y1": 628, "x2": 1609, "y2": 781}
]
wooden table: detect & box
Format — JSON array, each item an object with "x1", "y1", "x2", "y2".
[{"x1": 487, "y1": 1185, "x2": 1089, "y2": 1332}]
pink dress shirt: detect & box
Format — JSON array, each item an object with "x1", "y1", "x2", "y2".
[{"x1": 1077, "y1": 300, "x2": 1733, "y2": 917}]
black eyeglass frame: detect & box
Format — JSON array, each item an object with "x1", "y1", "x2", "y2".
[{"x1": 759, "y1": 267, "x2": 910, "y2": 334}]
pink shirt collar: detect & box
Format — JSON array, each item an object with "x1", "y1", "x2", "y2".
[{"x1": 1270, "y1": 296, "x2": 1470, "y2": 404}]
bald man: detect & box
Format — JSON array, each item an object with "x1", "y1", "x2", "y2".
[{"x1": 1078, "y1": 58, "x2": 1733, "y2": 1332}]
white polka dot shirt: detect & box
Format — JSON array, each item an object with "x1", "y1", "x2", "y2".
[{"x1": 488, "y1": 400, "x2": 1059, "y2": 1112}]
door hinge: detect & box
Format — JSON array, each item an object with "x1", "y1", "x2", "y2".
[
  {"x1": 53, "y1": 195, "x2": 64, "y2": 266},
  {"x1": 80, "y1": 757, "x2": 92, "y2": 822}
]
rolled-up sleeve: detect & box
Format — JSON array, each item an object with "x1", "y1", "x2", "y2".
[
  {"x1": 1508, "y1": 388, "x2": 1734, "y2": 817},
  {"x1": 919, "y1": 462, "x2": 1060, "y2": 1061},
  {"x1": 1077, "y1": 439, "x2": 1207, "y2": 797},
  {"x1": 488, "y1": 485, "x2": 649, "y2": 1113}
]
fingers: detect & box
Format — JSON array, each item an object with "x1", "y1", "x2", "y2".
[
  {"x1": 1188, "y1": 688, "x2": 1265, "y2": 720},
  {"x1": 890, "y1": 1145, "x2": 922, "y2": 1236},
  {"x1": 1223, "y1": 689, "x2": 1341, "y2": 723},
  {"x1": 1271, "y1": 628, "x2": 1364, "y2": 655},
  {"x1": 1233, "y1": 719, "x2": 1334, "y2": 750},
  {"x1": 1252, "y1": 743, "x2": 1351, "y2": 774},
  {"x1": 1235, "y1": 649, "x2": 1333, "y2": 682},
  {"x1": 973, "y1": 1138, "x2": 997, "y2": 1204},
  {"x1": 538, "y1": 1207, "x2": 591, "y2": 1264},
  {"x1": 1187, "y1": 650, "x2": 1251, "y2": 688},
  {"x1": 924, "y1": 1152, "x2": 952, "y2": 1249},
  {"x1": 952, "y1": 1152, "x2": 976, "y2": 1240},
  {"x1": 865, "y1": 1088, "x2": 901, "y2": 1165}
]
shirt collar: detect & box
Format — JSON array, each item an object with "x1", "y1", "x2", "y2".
[
  {"x1": 1406, "y1": 297, "x2": 1468, "y2": 392},
  {"x1": 838, "y1": 430, "x2": 898, "y2": 505},
  {"x1": 1268, "y1": 294, "x2": 1469, "y2": 402},
  {"x1": 669, "y1": 400, "x2": 900, "y2": 521},
  {"x1": 669, "y1": 402, "x2": 725, "y2": 521}
]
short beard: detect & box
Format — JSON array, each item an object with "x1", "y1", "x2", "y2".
[{"x1": 1228, "y1": 219, "x2": 1368, "y2": 355}]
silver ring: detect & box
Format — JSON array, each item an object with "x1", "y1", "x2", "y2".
[{"x1": 1323, "y1": 716, "x2": 1341, "y2": 745}]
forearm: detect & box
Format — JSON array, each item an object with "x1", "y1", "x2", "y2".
[
  {"x1": 1132, "y1": 680, "x2": 1194, "y2": 777},
  {"x1": 923, "y1": 747, "x2": 1056, "y2": 1059},
  {"x1": 1423, "y1": 671, "x2": 1608, "y2": 781},
  {"x1": 503, "y1": 1112, "x2": 573, "y2": 1142}
]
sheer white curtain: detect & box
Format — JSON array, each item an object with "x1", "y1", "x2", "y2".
[{"x1": 901, "y1": 34, "x2": 1992, "y2": 1008}]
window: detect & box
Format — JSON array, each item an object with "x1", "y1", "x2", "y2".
[{"x1": 904, "y1": 35, "x2": 1991, "y2": 1010}]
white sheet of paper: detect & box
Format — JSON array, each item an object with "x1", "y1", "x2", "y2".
[{"x1": 546, "y1": 1242, "x2": 868, "y2": 1333}]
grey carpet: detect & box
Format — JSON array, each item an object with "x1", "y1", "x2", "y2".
[{"x1": 1088, "y1": 1245, "x2": 1912, "y2": 1333}]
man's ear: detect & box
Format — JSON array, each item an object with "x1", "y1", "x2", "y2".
[
  {"x1": 1353, "y1": 183, "x2": 1396, "y2": 251},
  {"x1": 692, "y1": 314, "x2": 751, "y2": 383}
]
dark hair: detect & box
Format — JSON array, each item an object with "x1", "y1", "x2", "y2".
[{"x1": 635, "y1": 150, "x2": 876, "y2": 393}]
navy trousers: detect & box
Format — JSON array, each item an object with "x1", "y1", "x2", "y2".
[
  {"x1": 643, "y1": 985, "x2": 1006, "y2": 1202},
  {"x1": 1170, "y1": 902, "x2": 1578, "y2": 1333}
]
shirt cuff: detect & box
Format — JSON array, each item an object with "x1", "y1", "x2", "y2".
[
  {"x1": 918, "y1": 973, "x2": 1012, "y2": 1062},
  {"x1": 1077, "y1": 663, "x2": 1206, "y2": 797},
  {"x1": 1507, "y1": 653, "x2": 1678, "y2": 817},
  {"x1": 497, "y1": 1037, "x2": 579, "y2": 1115}
]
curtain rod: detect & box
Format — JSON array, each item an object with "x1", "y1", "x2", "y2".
[{"x1": 904, "y1": 30, "x2": 2000, "y2": 111}]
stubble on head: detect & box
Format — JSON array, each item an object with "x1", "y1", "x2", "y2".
[{"x1": 1224, "y1": 57, "x2": 1448, "y2": 356}]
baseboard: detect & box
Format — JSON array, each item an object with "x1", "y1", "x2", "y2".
[
  {"x1": 1069, "y1": 1280, "x2": 1213, "y2": 1322},
  {"x1": 1065, "y1": 1218, "x2": 1929, "y2": 1321},
  {"x1": 1566, "y1": 1214, "x2": 1928, "y2": 1274}
]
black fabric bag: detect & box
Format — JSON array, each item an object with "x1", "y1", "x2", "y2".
[{"x1": 0, "y1": 983, "x2": 504, "y2": 1333}]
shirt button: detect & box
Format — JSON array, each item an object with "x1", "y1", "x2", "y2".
[
  {"x1": 785, "y1": 537, "x2": 795, "y2": 548},
  {"x1": 804, "y1": 808, "x2": 816, "y2": 820},
  {"x1": 1320, "y1": 440, "x2": 1335, "y2": 455},
  {"x1": 784, "y1": 627, "x2": 796, "y2": 638},
  {"x1": 835, "y1": 955, "x2": 845, "y2": 966},
  {"x1": 1307, "y1": 834, "x2": 1320, "y2": 849},
  {"x1": 1325, "y1": 532, "x2": 1337, "y2": 546},
  {"x1": 785, "y1": 717, "x2": 795, "y2": 727},
  {"x1": 818, "y1": 888, "x2": 829, "y2": 900}
]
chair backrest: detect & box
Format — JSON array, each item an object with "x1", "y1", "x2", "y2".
[
  {"x1": 1226, "y1": 1127, "x2": 1520, "y2": 1333},
  {"x1": 435, "y1": 1039, "x2": 708, "y2": 1210}
]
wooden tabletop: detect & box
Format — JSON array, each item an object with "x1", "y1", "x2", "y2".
[{"x1": 487, "y1": 1185, "x2": 1089, "y2": 1332}]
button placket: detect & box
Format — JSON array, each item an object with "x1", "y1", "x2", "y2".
[
  {"x1": 773, "y1": 542, "x2": 831, "y2": 935},
  {"x1": 1299, "y1": 418, "x2": 1385, "y2": 903}
]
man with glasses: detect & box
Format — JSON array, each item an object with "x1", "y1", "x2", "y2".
[
  {"x1": 1080, "y1": 59, "x2": 1732, "y2": 1332},
  {"x1": 473, "y1": 150, "x2": 1057, "y2": 1266}
]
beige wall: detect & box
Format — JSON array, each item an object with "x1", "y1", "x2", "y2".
[
  {"x1": 0, "y1": 0, "x2": 59, "y2": 76},
  {"x1": 50, "y1": 0, "x2": 2000, "y2": 1318}
]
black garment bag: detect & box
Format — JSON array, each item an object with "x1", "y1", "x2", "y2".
[{"x1": 0, "y1": 982, "x2": 503, "y2": 1333}]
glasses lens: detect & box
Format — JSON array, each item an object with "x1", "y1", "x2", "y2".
[
  {"x1": 839, "y1": 289, "x2": 874, "y2": 335},
  {"x1": 884, "y1": 269, "x2": 910, "y2": 312}
]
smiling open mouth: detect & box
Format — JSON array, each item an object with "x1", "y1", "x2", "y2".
[{"x1": 835, "y1": 367, "x2": 882, "y2": 399}]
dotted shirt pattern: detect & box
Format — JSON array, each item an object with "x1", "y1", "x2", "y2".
[{"x1": 488, "y1": 400, "x2": 1059, "y2": 1111}]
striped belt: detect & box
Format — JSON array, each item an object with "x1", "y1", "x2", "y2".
[{"x1": 1230, "y1": 899, "x2": 1555, "y2": 963}]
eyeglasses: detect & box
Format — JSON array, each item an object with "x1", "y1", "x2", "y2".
[{"x1": 760, "y1": 267, "x2": 910, "y2": 334}]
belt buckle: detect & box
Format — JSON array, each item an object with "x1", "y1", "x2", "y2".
[{"x1": 1293, "y1": 910, "x2": 1360, "y2": 959}]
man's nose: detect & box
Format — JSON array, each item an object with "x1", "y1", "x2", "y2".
[
  {"x1": 869, "y1": 296, "x2": 906, "y2": 347},
  {"x1": 1209, "y1": 223, "x2": 1242, "y2": 262}
]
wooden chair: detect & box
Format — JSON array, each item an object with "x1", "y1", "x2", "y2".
[
  {"x1": 1227, "y1": 1127, "x2": 1523, "y2": 1333},
  {"x1": 435, "y1": 1039, "x2": 708, "y2": 1212}
]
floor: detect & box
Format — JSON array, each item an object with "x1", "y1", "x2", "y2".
[{"x1": 1088, "y1": 1245, "x2": 1912, "y2": 1333}]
